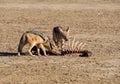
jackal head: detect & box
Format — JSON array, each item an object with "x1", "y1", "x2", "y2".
[
  {"x1": 46, "y1": 39, "x2": 60, "y2": 54},
  {"x1": 59, "y1": 27, "x2": 70, "y2": 41},
  {"x1": 45, "y1": 36, "x2": 58, "y2": 51}
]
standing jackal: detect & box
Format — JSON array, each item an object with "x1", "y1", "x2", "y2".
[
  {"x1": 18, "y1": 31, "x2": 56, "y2": 56},
  {"x1": 53, "y1": 26, "x2": 70, "y2": 50}
]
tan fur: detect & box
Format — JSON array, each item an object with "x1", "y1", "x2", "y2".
[
  {"x1": 53, "y1": 26, "x2": 70, "y2": 50},
  {"x1": 18, "y1": 32, "x2": 52, "y2": 56}
]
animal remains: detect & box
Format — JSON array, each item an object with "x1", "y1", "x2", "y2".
[
  {"x1": 60, "y1": 37, "x2": 92, "y2": 57},
  {"x1": 31, "y1": 37, "x2": 92, "y2": 57}
]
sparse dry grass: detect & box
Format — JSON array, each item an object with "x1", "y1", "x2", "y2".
[{"x1": 0, "y1": 0, "x2": 120, "y2": 84}]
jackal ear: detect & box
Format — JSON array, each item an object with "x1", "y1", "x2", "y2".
[{"x1": 66, "y1": 27, "x2": 70, "y2": 32}]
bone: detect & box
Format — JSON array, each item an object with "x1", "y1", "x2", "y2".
[
  {"x1": 64, "y1": 43, "x2": 68, "y2": 50},
  {"x1": 77, "y1": 42, "x2": 84, "y2": 50},
  {"x1": 71, "y1": 37, "x2": 75, "y2": 50},
  {"x1": 73, "y1": 41, "x2": 79, "y2": 50},
  {"x1": 80, "y1": 43, "x2": 86, "y2": 50},
  {"x1": 68, "y1": 39, "x2": 71, "y2": 49},
  {"x1": 78, "y1": 43, "x2": 86, "y2": 50}
]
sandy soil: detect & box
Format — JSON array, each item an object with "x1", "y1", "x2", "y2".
[{"x1": 0, "y1": 0, "x2": 120, "y2": 84}]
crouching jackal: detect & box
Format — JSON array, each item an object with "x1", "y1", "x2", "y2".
[
  {"x1": 53, "y1": 26, "x2": 70, "y2": 50},
  {"x1": 18, "y1": 31, "x2": 56, "y2": 56}
]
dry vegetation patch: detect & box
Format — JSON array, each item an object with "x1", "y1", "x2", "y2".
[{"x1": 0, "y1": 0, "x2": 120, "y2": 84}]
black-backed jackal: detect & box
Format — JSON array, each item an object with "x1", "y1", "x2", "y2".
[
  {"x1": 53, "y1": 26, "x2": 70, "y2": 50},
  {"x1": 18, "y1": 31, "x2": 56, "y2": 56}
]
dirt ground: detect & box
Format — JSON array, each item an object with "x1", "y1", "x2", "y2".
[{"x1": 0, "y1": 0, "x2": 120, "y2": 84}]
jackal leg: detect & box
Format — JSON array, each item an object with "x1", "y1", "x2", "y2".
[
  {"x1": 37, "y1": 48, "x2": 41, "y2": 56},
  {"x1": 39, "y1": 44, "x2": 47, "y2": 56},
  {"x1": 28, "y1": 43, "x2": 36, "y2": 56},
  {"x1": 36, "y1": 44, "x2": 41, "y2": 56},
  {"x1": 61, "y1": 40, "x2": 64, "y2": 50}
]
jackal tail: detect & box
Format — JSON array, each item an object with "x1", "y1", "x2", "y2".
[{"x1": 18, "y1": 33, "x2": 27, "y2": 56}]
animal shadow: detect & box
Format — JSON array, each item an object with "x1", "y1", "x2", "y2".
[{"x1": 0, "y1": 52, "x2": 25, "y2": 56}]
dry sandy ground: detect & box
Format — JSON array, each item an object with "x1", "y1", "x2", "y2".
[{"x1": 0, "y1": 0, "x2": 120, "y2": 84}]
